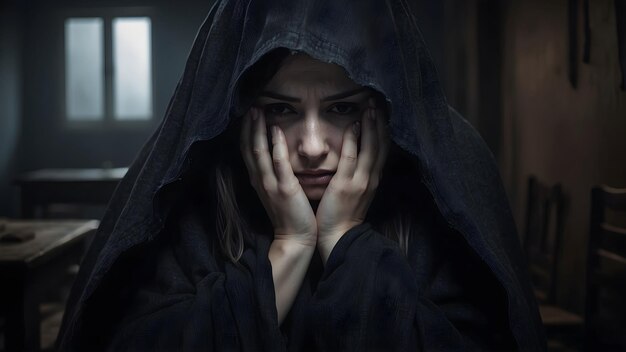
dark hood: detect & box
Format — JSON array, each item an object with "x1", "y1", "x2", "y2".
[{"x1": 59, "y1": 0, "x2": 544, "y2": 349}]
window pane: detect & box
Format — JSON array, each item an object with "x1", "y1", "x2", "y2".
[
  {"x1": 113, "y1": 17, "x2": 152, "y2": 120},
  {"x1": 65, "y1": 18, "x2": 104, "y2": 120}
]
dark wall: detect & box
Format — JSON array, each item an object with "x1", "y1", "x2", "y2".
[
  {"x1": 431, "y1": 0, "x2": 626, "y2": 314},
  {"x1": 501, "y1": 0, "x2": 626, "y2": 312},
  {"x1": 0, "y1": 0, "x2": 214, "y2": 216},
  {"x1": 0, "y1": 1, "x2": 22, "y2": 217}
]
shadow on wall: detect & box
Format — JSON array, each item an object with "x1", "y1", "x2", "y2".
[{"x1": 0, "y1": 6, "x2": 21, "y2": 218}]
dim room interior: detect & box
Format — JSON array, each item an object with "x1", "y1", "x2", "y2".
[{"x1": 1, "y1": 0, "x2": 625, "y2": 350}]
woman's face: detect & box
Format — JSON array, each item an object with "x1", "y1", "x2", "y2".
[{"x1": 253, "y1": 53, "x2": 373, "y2": 201}]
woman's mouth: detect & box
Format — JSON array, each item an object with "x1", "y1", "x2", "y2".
[{"x1": 296, "y1": 172, "x2": 335, "y2": 186}]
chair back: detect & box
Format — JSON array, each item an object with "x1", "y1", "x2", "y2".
[
  {"x1": 523, "y1": 176, "x2": 566, "y2": 304},
  {"x1": 585, "y1": 185, "x2": 626, "y2": 350}
]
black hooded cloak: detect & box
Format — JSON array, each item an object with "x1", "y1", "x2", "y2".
[{"x1": 57, "y1": 0, "x2": 546, "y2": 350}]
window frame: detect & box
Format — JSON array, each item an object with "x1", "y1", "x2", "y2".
[{"x1": 60, "y1": 7, "x2": 155, "y2": 130}]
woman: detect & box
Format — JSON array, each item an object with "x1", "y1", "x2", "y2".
[{"x1": 58, "y1": 0, "x2": 545, "y2": 351}]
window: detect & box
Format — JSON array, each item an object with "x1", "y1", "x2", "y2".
[
  {"x1": 64, "y1": 14, "x2": 152, "y2": 123},
  {"x1": 65, "y1": 18, "x2": 105, "y2": 120}
]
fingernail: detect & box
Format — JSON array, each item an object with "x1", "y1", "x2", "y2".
[
  {"x1": 353, "y1": 121, "x2": 361, "y2": 136},
  {"x1": 252, "y1": 108, "x2": 258, "y2": 121},
  {"x1": 271, "y1": 125, "x2": 278, "y2": 139},
  {"x1": 369, "y1": 108, "x2": 376, "y2": 121}
]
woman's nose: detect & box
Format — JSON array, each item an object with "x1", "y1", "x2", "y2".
[{"x1": 297, "y1": 115, "x2": 329, "y2": 161}]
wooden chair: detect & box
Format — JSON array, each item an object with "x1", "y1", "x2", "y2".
[
  {"x1": 584, "y1": 185, "x2": 626, "y2": 350},
  {"x1": 523, "y1": 176, "x2": 583, "y2": 338}
]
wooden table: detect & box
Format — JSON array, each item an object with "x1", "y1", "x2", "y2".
[
  {"x1": 14, "y1": 168, "x2": 127, "y2": 218},
  {"x1": 0, "y1": 219, "x2": 99, "y2": 351}
]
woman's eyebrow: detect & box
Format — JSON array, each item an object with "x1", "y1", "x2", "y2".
[
  {"x1": 322, "y1": 87, "x2": 369, "y2": 101},
  {"x1": 258, "y1": 87, "x2": 369, "y2": 103},
  {"x1": 259, "y1": 91, "x2": 300, "y2": 102}
]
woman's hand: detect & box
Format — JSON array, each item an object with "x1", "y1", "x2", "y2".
[
  {"x1": 240, "y1": 107, "x2": 317, "y2": 246},
  {"x1": 315, "y1": 98, "x2": 390, "y2": 264},
  {"x1": 241, "y1": 107, "x2": 317, "y2": 324}
]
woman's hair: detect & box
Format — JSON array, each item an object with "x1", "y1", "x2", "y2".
[
  {"x1": 211, "y1": 49, "x2": 421, "y2": 263},
  {"x1": 214, "y1": 163, "x2": 248, "y2": 262}
]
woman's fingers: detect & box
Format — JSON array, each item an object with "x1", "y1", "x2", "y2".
[
  {"x1": 240, "y1": 107, "x2": 317, "y2": 245},
  {"x1": 335, "y1": 119, "x2": 360, "y2": 180},
  {"x1": 355, "y1": 106, "x2": 379, "y2": 177},
  {"x1": 241, "y1": 107, "x2": 298, "y2": 191},
  {"x1": 251, "y1": 108, "x2": 277, "y2": 189},
  {"x1": 336, "y1": 100, "x2": 386, "y2": 182},
  {"x1": 270, "y1": 124, "x2": 296, "y2": 183}
]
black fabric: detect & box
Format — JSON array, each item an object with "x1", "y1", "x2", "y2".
[{"x1": 57, "y1": 0, "x2": 546, "y2": 350}]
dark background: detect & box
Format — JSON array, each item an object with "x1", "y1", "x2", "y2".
[{"x1": 1, "y1": 0, "x2": 625, "y2": 320}]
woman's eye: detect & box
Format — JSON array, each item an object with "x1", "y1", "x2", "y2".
[
  {"x1": 264, "y1": 104, "x2": 296, "y2": 116},
  {"x1": 328, "y1": 103, "x2": 359, "y2": 115}
]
